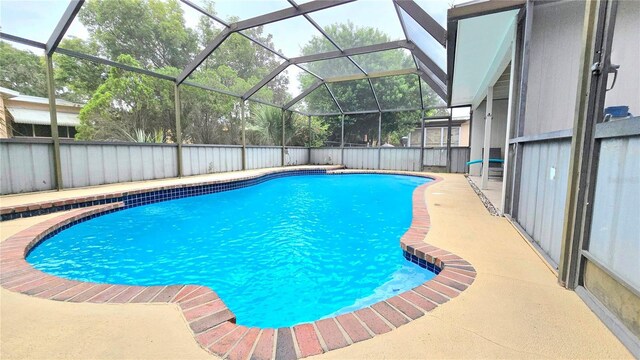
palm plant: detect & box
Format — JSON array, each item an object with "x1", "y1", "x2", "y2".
[{"x1": 123, "y1": 128, "x2": 166, "y2": 143}]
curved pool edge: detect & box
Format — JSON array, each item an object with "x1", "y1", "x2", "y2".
[{"x1": 0, "y1": 169, "x2": 476, "y2": 360}]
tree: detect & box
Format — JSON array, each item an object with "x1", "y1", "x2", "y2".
[
  {"x1": 244, "y1": 105, "x2": 327, "y2": 146},
  {"x1": 76, "y1": 55, "x2": 177, "y2": 141},
  {"x1": 246, "y1": 105, "x2": 283, "y2": 146},
  {"x1": 78, "y1": 0, "x2": 198, "y2": 69},
  {"x1": 298, "y1": 22, "x2": 443, "y2": 147},
  {"x1": 179, "y1": 76, "x2": 242, "y2": 145},
  {"x1": 53, "y1": 38, "x2": 107, "y2": 103},
  {"x1": 70, "y1": 0, "x2": 287, "y2": 143},
  {"x1": 0, "y1": 42, "x2": 47, "y2": 97}
]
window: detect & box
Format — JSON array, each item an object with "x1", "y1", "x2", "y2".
[
  {"x1": 57, "y1": 126, "x2": 69, "y2": 138},
  {"x1": 424, "y1": 127, "x2": 460, "y2": 147},
  {"x1": 12, "y1": 123, "x2": 33, "y2": 137},
  {"x1": 33, "y1": 125, "x2": 52, "y2": 137}
]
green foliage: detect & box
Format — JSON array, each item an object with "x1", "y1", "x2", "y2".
[
  {"x1": 245, "y1": 106, "x2": 328, "y2": 146},
  {"x1": 54, "y1": 38, "x2": 107, "y2": 103},
  {"x1": 2, "y1": 0, "x2": 443, "y2": 147},
  {"x1": 0, "y1": 42, "x2": 47, "y2": 97},
  {"x1": 288, "y1": 114, "x2": 327, "y2": 147},
  {"x1": 298, "y1": 23, "x2": 436, "y2": 147},
  {"x1": 77, "y1": 54, "x2": 176, "y2": 141},
  {"x1": 78, "y1": 0, "x2": 198, "y2": 69},
  {"x1": 307, "y1": 116, "x2": 329, "y2": 147},
  {"x1": 179, "y1": 79, "x2": 241, "y2": 145},
  {"x1": 246, "y1": 105, "x2": 283, "y2": 146},
  {"x1": 124, "y1": 128, "x2": 166, "y2": 143}
]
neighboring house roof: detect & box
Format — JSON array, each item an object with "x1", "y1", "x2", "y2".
[
  {"x1": 0, "y1": 86, "x2": 21, "y2": 98},
  {"x1": 10, "y1": 94, "x2": 81, "y2": 108},
  {"x1": 1, "y1": 86, "x2": 82, "y2": 127},
  {"x1": 6, "y1": 107, "x2": 80, "y2": 127}
]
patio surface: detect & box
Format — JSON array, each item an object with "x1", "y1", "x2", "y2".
[
  {"x1": 468, "y1": 175, "x2": 504, "y2": 214},
  {"x1": 0, "y1": 168, "x2": 632, "y2": 359}
]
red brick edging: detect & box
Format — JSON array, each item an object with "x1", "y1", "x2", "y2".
[{"x1": 0, "y1": 171, "x2": 475, "y2": 360}]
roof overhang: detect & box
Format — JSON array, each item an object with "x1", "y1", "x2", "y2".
[
  {"x1": 0, "y1": 87, "x2": 20, "y2": 99},
  {"x1": 448, "y1": 0, "x2": 524, "y2": 21},
  {"x1": 447, "y1": 1, "x2": 523, "y2": 107},
  {"x1": 7, "y1": 107, "x2": 80, "y2": 127}
]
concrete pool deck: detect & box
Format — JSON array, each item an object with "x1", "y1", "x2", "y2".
[{"x1": 0, "y1": 168, "x2": 632, "y2": 359}]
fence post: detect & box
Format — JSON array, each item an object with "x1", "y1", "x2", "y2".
[
  {"x1": 377, "y1": 112, "x2": 382, "y2": 169},
  {"x1": 340, "y1": 114, "x2": 345, "y2": 165},
  {"x1": 174, "y1": 83, "x2": 183, "y2": 177},
  {"x1": 308, "y1": 115, "x2": 312, "y2": 164},
  {"x1": 241, "y1": 102, "x2": 246, "y2": 170},
  {"x1": 281, "y1": 109, "x2": 286, "y2": 166},
  {"x1": 45, "y1": 54, "x2": 63, "y2": 190},
  {"x1": 446, "y1": 112, "x2": 453, "y2": 173},
  {"x1": 419, "y1": 111, "x2": 425, "y2": 172}
]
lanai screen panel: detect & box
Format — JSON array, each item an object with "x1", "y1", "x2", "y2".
[
  {"x1": 250, "y1": 65, "x2": 305, "y2": 106},
  {"x1": 371, "y1": 74, "x2": 422, "y2": 111},
  {"x1": 192, "y1": 0, "x2": 292, "y2": 22},
  {"x1": 55, "y1": 0, "x2": 212, "y2": 74},
  {"x1": 327, "y1": 79, "x2": 379, "y2": 113},
  {"x1": 295, "y1": 85, "x2": 342, "y2": 115},
  {"x1": 343, "y1": 113, "x2": 380, "y2": 147},
  {"x1": 399, "y1": 7, "x2": 446, "y2": 71},
  {"x1": 185, "y1": 32, "x2": 284, "y2": 96},
  {"x1": 179, "y1": 85, "x2": 243, "y2": 145},
  {"x1": 298, "y1": 58, "x2": 364, "y2": 80},
  {"x1": 242, "y1": 14, "x2": 339, "y2": 58},
  {"x1": 421, "y1": 78, "x2": 447, "y2": 107},
  {"x1": 381, "y1": 110, "x2": 422, "y2": 147},
  {"x1": 0, "y1": 0, "x2": 450, "y2": 116},
  {"x1": 307, "y1": 0, "x2": 406, "y2": 49},
  {"x1": 1, "y1": 0, "x2": 71, "y2": 43},
  {"x1": 412, "y1": 0, "x2": 448, "y2": 27},
  {"x1": 350, "y1": 48, "x2": 416, "y2": 73}
]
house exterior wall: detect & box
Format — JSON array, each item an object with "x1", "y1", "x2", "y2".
[
  {"x1": 469, "y1": 99, "x2": 508, "y2": 176},
  {"x1": 506, "y1": 1, "x2": 640, "y2": 351},
  {"x1": 523, "y1": 0, "x2": 585, "y2": 136},
  {"x1": 460, "y1": 120, "x2": 470, "y2": 147},
  {"x1": 603, "y1": 0, "x2": 640, "y2": 116},
  {"x1": 0, "y1": 96, "x2": 9, "y2": 138}
]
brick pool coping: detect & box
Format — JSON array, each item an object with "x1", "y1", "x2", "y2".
[{"x1": 0, "y1": 169, "x2": 476, "y2": 360}]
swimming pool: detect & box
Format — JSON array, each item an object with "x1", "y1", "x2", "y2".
[{"x1": 27, "y1": 173, "x2": 436, "y2": 328}]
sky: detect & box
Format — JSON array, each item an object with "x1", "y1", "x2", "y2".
[{"x1": 0, "y1": 0, "x2": 456, "y2": 101}]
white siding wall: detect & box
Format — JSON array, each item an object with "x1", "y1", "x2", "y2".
[
  {"x1": 524, "y1": 0, "x2": 585, "y2": 135},
  {"x1": 604, "y1": 0, "x2": 640, "y2": 116},
  {"x1": 470, "y1": 99, "x2": 509, "y2": 176}
]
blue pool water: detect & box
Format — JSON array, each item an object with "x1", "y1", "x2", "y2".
[{"x1": 27, "y1": 174, "x2": 435, "y2": 328}]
